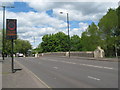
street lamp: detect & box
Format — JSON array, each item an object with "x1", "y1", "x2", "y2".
[
  {"x1": 1, "y1": 5, "x2": 14, "y2": 60},
  {"x1": 60, "y1": 12, "x2": 70, "y2": 57}
]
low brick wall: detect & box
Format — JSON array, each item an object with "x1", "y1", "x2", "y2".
[{"x1": 38, "y1": 51, "x2": 94, "y2": 57}]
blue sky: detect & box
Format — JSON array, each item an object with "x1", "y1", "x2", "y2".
[
  {"x1": 8, "y1": 2, "x2": 36, "y2": 12},
  {"x1": 0, "y1": 1, "x2": 118, "y2": 48}
]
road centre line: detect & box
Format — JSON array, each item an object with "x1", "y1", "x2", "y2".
[
  {"x1": 53, "y1": 67, "x2": 58, "y2": 69},
  {"x1": 42, "y1": 58, "x2": 114, "y2": 70},
  {"x1": 88, "y1": 76, "x2": 101, "y2": 81},
  {"x1": 103, "y1": 67, "x2": 113, "y2": 69}
]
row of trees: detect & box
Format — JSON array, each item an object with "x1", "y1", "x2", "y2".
[
  {"x1": 0, "y1": 31, "x2": 32, "y2": 56},
  {"x1": 36, "y1": 7, "x2": 120, "y2": 57},
  {"x1": 4, "y1": 39, "x2": 32, "y2": 56}
]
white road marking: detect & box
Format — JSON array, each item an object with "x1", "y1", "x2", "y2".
[
  {"x1": 53, "y1": 67, "x2": 58, "y2": 69},
  {"x1": 103, "y1": 67, "x2": 113, "y2": 70},
  {"x1": 88, "y1": 76, "x2": 101, "y2": 81},
  {"x1": 41, "y1": 58, "x2": 114, "y2": 70},
  {"x1": 79, "y1": 64, "x2": 113, "y2": 70}
]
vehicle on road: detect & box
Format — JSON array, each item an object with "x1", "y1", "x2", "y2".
[
  {"x1": 18, "y1": 53, "x2": 24, "y2": 57},
  {"x1": 16, "y1": 53, "x2": 24, "y2": 57}
]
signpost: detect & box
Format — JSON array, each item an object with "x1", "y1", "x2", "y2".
[{"x1": 6, "y1": 19, "x2": 17, "y2": 73}]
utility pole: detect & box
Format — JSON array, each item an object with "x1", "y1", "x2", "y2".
[
  {"x1": 67, "y1": 13, "x2": 70, "y2": 58},
  {"x1": 1, "y1": 5, "x2": 14, "y2": 60},
  {"x1": 2, "y1": 6, "x2": 5, "y2": 60}
]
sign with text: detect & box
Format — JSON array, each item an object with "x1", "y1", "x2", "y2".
[{"x1": 6, "y1": 19, "x2": 17, "y2": 39}]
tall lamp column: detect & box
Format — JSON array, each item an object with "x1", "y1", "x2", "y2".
[{"x1": 60, "y1": 12, "x2": 70, "y2": 57}]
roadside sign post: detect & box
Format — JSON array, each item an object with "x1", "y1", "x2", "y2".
[
  {"x1": 11, "y1": 39, "x2": 14, "y2": 73},
  {"x1": 6, "y1": 19, "x2": 17, "y2": 73}
]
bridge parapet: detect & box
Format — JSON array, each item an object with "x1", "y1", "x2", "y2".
[{"x1": 38, "y1": 51, "x2": 94, "y2": 58}]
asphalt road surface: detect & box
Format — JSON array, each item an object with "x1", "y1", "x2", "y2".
[{"x1": 15, "y1": 56, "x2": 118, "y2": 88}]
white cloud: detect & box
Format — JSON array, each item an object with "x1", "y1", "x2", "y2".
[
  {"x1": 70, "y1": 22, "x2": 89, "y2": 37},
  {"x1": 0, "y1": 0, "x2": 119, "y2": 2},
  {"x1": 27, "y1": 2, "x2": 118, "y2": 21},
  {"x1": 79, "y1": 22, "x2": 89, "y2": 31},
  {"x1": 0, "y1": 10, "x2": 67, "y2": 47},
  {"x1": 0, "y1": 1, "x2": 118, "y2": 48}
]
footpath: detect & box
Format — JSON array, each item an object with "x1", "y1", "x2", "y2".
[{"x1": 1, "y1": 57, "x2": 47, "y2": 88}]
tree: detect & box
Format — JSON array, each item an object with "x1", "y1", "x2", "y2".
[
  {"x1": 14, "y1": 39, "x2": 32, "y2": 55},
  {"x1": 70, "y1": 35, "x2": 81, "y2": 51},
  {"x1": 98, "y1": 8, "x2": 119, "y2": 57},
  {"x1": 40, "y1": 32, "x2": 69, "y2": 52},
  {"x1": 2, "y1": 38, "x2": 32, "y2": 56},
  {"x1": 54, "y1": 32, "x2": 69, "y2": 52},
  {"x1": 81, "y1": 22, "x2": 102, "y2": 51}
]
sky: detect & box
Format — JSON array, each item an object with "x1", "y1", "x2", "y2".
[{"x1": 0, "y1": 0, "x2": 119, "y2": 48}]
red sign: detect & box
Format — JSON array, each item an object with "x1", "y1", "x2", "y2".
[{"x1": 6, "y1": 19, "x2": 17, "y2": 39}]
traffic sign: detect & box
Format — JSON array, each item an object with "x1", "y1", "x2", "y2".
[{"x1": 6, "y1": 19, "x2": 17, "y2": 39}]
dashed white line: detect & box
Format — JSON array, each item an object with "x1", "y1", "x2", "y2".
[
  {"x1": 53, "y1": 67, "x2": 58, "y2": 69},
  {"x1": 42, "y1": 59, "x2": 114, "y2": 70},
  {"x1": 88, "y1": 76, "x2": 101, "y2": 81},
  {"x1": 103, "y1": 67, "x2": 113, "y2": 70}
]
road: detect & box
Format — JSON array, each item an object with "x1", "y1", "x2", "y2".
[{"x1": 15, "y1": 56, "x2": 118, "y2": 88}]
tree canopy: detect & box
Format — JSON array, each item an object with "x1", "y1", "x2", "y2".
[
  {"x1": 98, "y1": 7, "x2": 120, "y2": 57},
  {"x1": 81, "y1": 22, "x2": 102, "y2": 51},
  {"x1": 40, "y1": 32, "x2": 69, "y2": 52},
  {"x1": 4, "y1": 38, "x2": 32, "y2": 56}
]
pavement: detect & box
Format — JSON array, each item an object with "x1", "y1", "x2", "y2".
[{"x1": 1, "y1": 57, "x2": 48, "y2": 88}]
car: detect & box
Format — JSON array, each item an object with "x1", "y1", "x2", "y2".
[{"x1": 18, "y1": 53, "x2": 24, "y2": 57}]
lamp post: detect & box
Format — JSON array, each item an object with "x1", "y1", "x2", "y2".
[
  {"x1": 60, "y1": 12, "x2": 70, "y2": 57},
  {"x1": 1, "y1": 5, "x2": 14, "y2": 60}
]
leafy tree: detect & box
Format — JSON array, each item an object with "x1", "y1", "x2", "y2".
[
  {"x1": 70, "y1": 35, "x2": 81, "y2": 51},
  {"x1": 98, "y1": 8, "x2": 119, "y2": 57},
  {"x1": 14, "y1": 39, "x2": 32, "y2": 55},
  {"x1": 40, "y1": 32, "x2": 69, "y2": 52},
  {"x1": 54, "y1": 32, "x2": 69, "y2": 52},
  {"x1": 81, "y1": 22, "x2": 102, "y2": 51},
  {"x1": 2, "y1": 38, "x2": 32, "y2": 56}
]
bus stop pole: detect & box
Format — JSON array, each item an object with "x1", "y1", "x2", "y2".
[{"x1": 11, "y1": 39, "x2": 15, "y2": 73}]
